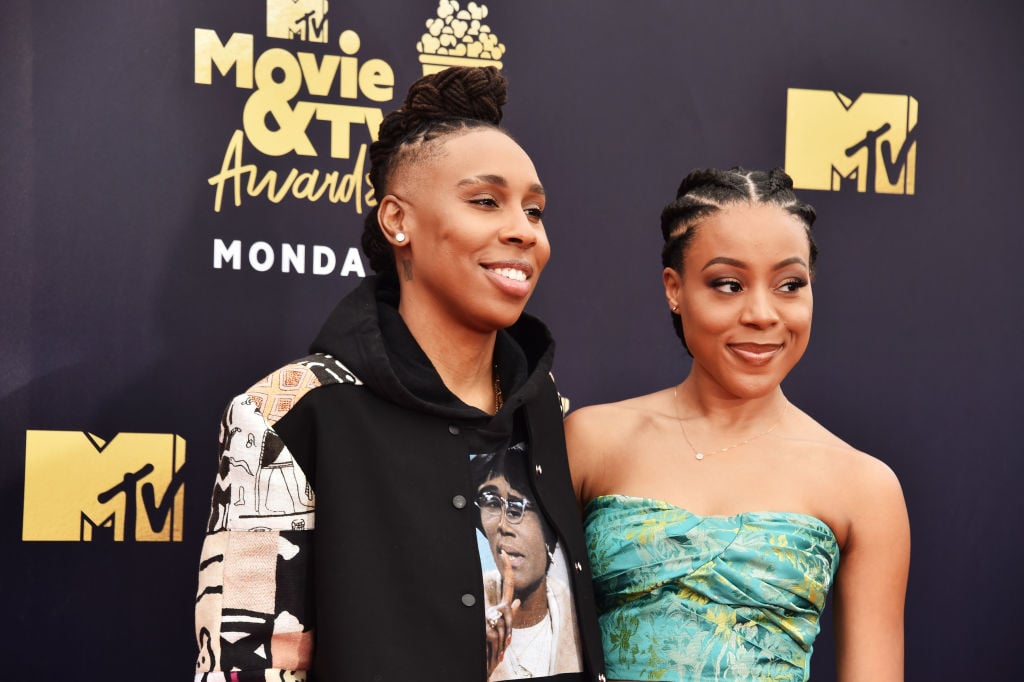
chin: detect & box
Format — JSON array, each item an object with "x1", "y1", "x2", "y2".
[
  {"x1": 711, "y1": 370, "x2": 786, "y2": 400},
  {"x1": 480, "y1": 303, "x2": 530, "y2": 330},
  {"x1": 734, "y1": 383, "x2": 783, "y2": 400},
  {"x1": 738, "y1": 368, "x2": 799, "y2": 395},
  {"x1": 464, "y1": 313, "x2": 521, "y2": 334}
]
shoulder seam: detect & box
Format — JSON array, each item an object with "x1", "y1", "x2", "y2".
[{"x1": 242, "y1": 352, "x2": 362, "y2": 427}]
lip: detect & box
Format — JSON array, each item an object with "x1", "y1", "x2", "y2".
[
  {"x1": 728, "y1": 342, "x2": 783, "y2": 366},
  {"x1": 481, "y1": 260, "x2": 534, "y2": 297},
  {"x1": 497, "y1": 544, "x2": 526, "y2": 568}
]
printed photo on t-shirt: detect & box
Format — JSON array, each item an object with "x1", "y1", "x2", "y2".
[{"x1": 469, "y1": 443, "x2": 584, "y2": 681}]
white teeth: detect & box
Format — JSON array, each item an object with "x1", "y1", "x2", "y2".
[{"x1": 491, "y1": 267, "x2": 527, "y2": 282}]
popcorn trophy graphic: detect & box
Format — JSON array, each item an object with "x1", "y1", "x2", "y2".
[{"x1": 417, "y1": 1, "x2": 505, "y2": 75}]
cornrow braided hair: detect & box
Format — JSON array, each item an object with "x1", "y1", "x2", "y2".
[
  {"x1": 361, "y1": 66, "x2": 509, "y2": 274},
  {"x1": 660, "y1": 167, "x2": 818, "y2": 350}
]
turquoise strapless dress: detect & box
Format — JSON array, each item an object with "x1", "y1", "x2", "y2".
[{"x1": 584, "y1": 494, "x2": 839, "y2": 681}]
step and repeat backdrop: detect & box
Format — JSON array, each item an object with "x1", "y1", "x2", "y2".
[{"x1": 2, "y1": 1, "x2": 1021, "y2": 679}]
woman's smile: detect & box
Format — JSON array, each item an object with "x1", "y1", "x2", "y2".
[
  {"x1": 482, "y1": 260, "x2": 534, "y2": 297},
  {"x1": 728, "y1": 342, "x2": 784, "y2": 366}
]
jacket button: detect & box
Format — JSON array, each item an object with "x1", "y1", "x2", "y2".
[
  {"x1": 452, "y1": 494, "x2": 467, "y2": 509},
  {"x1": 574, "y1": 561, "x2": 583, "y2": 572},
  {"x1": 535, "y1": 464, "x2": 543, "y2": 475},
  {"x1": 448, "y1": 424, "x2": 460, "y2": 436},
  {"x1": 598, "y1": 674, "x2": 607, "y2": 682},
  {"x1": 461, "y1": 593, "x2": 476, "y2": 607}
]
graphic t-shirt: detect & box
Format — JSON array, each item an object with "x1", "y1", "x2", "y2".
[{"x1": 470, "y1": 441, "x2": 584, "y2": 680}]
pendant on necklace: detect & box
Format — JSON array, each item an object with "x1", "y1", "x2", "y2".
[{"x1": 672, "y1": 386, "x2": 790, "y2": 464}]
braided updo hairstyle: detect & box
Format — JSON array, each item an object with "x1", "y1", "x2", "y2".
[
  {"x1": 661, "y1": 167, "x2": 818, "y2": 352},
  {"x1": 361, "y1": 66, "x2": 509, "y2": 274}
]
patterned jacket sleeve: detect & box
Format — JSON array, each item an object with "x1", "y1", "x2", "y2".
[{"x1": 193, "y1": 354, "x2": 359, "y2": 682}]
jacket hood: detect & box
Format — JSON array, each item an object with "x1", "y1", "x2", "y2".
[{"x1": 309, "y1": 275, "x2": 557, "y2": 429}]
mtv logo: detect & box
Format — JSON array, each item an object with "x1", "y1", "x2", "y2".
[
  {"x1": 267, "y1": 0, "x2": 329, "y2": 43},
  {"x1": 785, "y1": 88, "x2": 918, "y2": 195},
  {"x1": 22, "y1": 431, "x2": 186, "y2": 542}
]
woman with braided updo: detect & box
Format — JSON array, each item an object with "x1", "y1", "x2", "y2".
[
  {"x1": 194, "y1": 67, "x2": 605, "y2": 682},
  {"x1": 566, "y1": 167, "x2": 909, "y2": 681}
]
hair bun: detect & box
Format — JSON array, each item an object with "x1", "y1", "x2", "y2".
[
  {"x1": 404, "y1": 66, "x2": 508, "y2": 126},
  {"x1": 765, "y1": 167, "x2": 795, "y2": 192},
  {"x1": 674, "y1": 168, "x2": 722, "y2": 199}
]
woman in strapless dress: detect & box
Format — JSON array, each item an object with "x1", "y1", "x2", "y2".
[{"x1": 566, "y1": 167, "x2": 910, "y2": 681}]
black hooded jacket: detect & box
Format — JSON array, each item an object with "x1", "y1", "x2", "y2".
[{"x1": 194, "y1": 275, "x2": 605, "y2": 681}]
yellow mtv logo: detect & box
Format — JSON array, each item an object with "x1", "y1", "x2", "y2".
[
  {"x1": 23, "y1": 431, "x2": 186, "y2": 542},
  {"x1": 267, "y1": 0, "x2": 328, "y2": 43},
  {"x1": 786, "y1": 88, "x2": 918, "y2": 195}
]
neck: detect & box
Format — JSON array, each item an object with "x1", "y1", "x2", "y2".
[
  {"x1": 398, "y1": 298, "x2": 500, "y2": 414},
  {"x1": 513, "y1": 578, "x2": 549, "y2": 628},
  {"x1": 676, "y1": 372, "x2": 788, "y2": 429}
]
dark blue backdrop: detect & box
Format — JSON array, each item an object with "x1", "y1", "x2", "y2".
[{"x1": 2, "y1": 1, "x2": 1021, "y2": 679}]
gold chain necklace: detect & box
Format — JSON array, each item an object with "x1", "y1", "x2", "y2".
[
  {"x1": 493, "y1": 365, "x2": 504, "y2": 413},
  {"x1": 671, "y1": 386, "x2": 787, "y2": 461}
]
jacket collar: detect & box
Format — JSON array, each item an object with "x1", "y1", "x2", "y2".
[{"x1": 310, "y1": 274, "x2": 556, "y2": 425}]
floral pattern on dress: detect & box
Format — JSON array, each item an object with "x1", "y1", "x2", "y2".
[{"x1": 584, "y1": 494, "x2": 839, "y2": 682}]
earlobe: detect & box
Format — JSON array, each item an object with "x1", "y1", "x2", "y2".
[
  {"x1": 663, "y1": 266, "x2": 683, "y2": 313},
  {"x1": 378, "y1": 195, "x2": 410, "y2": 246}
]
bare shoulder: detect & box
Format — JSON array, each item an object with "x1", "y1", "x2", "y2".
[
  {"x1": 788, "y1": 408, "x2": 907, "y2": 542},
  {"x1": 808, "y1": 415, "x2": 901, "y2": 496},
  {"x1": 565, "y1": 392, "x2": 664, "y2": 451},
  {"x1": 835, "y1": 441, "x2": 907, "y2": 527},
  {"x1": 564, "y1": 391, "x2": 667, "y2": 500}
]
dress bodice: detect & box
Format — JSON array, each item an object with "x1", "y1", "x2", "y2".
[{"x1": 584, "y1": 494, "x2": 839, "y2": 681}]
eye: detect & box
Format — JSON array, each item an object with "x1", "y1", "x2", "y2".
[
  {"x1": 778, "y1": 278, "x2": 809, "y2": 293},
  {"x1": 477, "y1": 492, "x2": 502, "y2": 509},
  {"x1": 711, "y1": 278, "x2": 743, "y2": 294},
  {"x1": 471, "y1": 197, "x2": 499, "y2": 208},
  {"x1": 524, "y1": 206, "x2": 545, "y2": 222},
  {"x1": 506, "y1": 498, "x2": 528, "y2": 520}
]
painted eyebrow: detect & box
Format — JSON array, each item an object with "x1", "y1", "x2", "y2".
[
  {"x1": 700, "y1": 256, "x2": 809, "y2": 271},
  {"x1": 457, "y1": 174, "x2": 546, "y2": 196}
]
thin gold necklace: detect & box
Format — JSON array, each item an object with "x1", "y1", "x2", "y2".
[{"x1": 671, "y1": 386, "x2": 787, "y2": 461}]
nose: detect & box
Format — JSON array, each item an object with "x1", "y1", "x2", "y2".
[
  {"x1": 739, "y1": 287, "x2": 780, "y2": 328},
  {"x1": 496, "y1": 513, "x2": 516, "y2": 535},
  {"x1": 500, "y1": 209, "x2": 540, "y2": 249}
]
